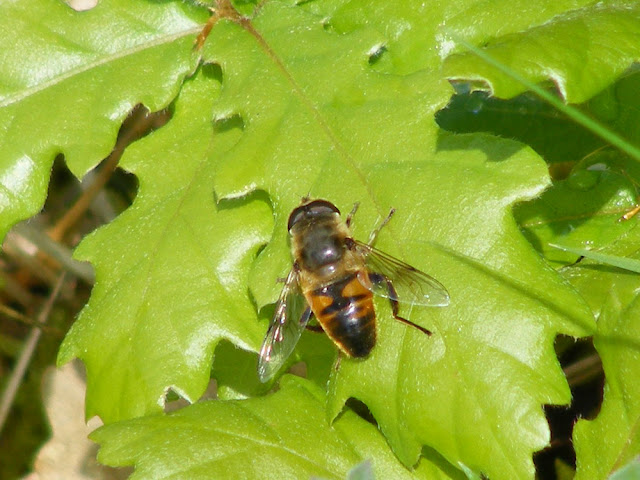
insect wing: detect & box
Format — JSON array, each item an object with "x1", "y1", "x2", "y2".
[
  {"x1": 354, "y1": 240, "x2": 450, "y2": 307},
  {"x1": 257, "y1": 269, "x2": 311, "y2": 383}
]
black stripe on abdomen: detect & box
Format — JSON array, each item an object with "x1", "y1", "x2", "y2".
[{"x1": 313, "y1": 273, "x2": 376, "y2": 357}]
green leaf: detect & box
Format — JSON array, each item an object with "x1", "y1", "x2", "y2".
[
  {"x1": 562, "y1": 225, "x2": 640, "y2": 318},
  {"x1": 195, "y1": 4, "x2": 596, "y2": 478},
  {"x1": 572, "y1": 289, "x2": 640, "y2": 479},
  {"x1": 57, "y1": 68, "x2": 273, "y2": 423},
  {"x1": 438, "y1": 68, "x2": 640, "y2": 174},
  {"x1": 205, "y1": 2, "x2": 452, "y2": 308},
  {"x1": 212, "y1": 339, "x2": 272, "y2": 401},
  {"x1": 0, "y1": 0, "x2": 206, "y2": 240},
  {"x1": 515, "y1": 165, "x2": 637, "y2": 266},
  {"x1": 323, "y1": 134, "x2": 595, "y2": 479},
  {"x1": 602, "y1": 69, "x2": 640, "y2": 147},
  {"x1": 443, "y1": 1, "x2": 640, "y2": 103},
  {"x1": 443, "y1": 31, "x2": 640, "y2": 163},
  {"x1": 324, "y1": 0, "x2": 595, "y2": 75},
  {"x1": 91, "y1": 376, "x2": 457, "y2": 479},
  {"x1": 212, "y1": 314, "x2": 337, "y2": 401},
  {"x1": 564, "y1": 228, "x2": 640, "y2": 479},
  {"x1": 555, "y1": 459, "x2": 576, "y2": 480},
  {"x1": 437, "y1": 90, "x2": 605, "y2": 165},
  {"x1": 9, "y1": 0, "x2": 617, "y2": 477}
]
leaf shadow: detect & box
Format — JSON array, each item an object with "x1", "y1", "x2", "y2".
[
  {"x1": 421, "y1": 445, "x2": 472, "y2": 480},
  {"x1": 430, "y1": 242, "x2": 595, "y2": 332},
  {"x1": 435, "y1": 130, "x2": 524, "y2": 163},
  {"x1": 436, "y1": 85, "x2": 639, "y2": 252}
]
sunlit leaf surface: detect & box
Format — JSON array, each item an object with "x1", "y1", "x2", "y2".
[
  {"x1": 443, "y1": 1, "x2": 640, "y2": 102},
  {"x1": 92, "y1": 377, "x2": 455, "y2": 480},
  {"x1": 6, "y1": 0, "x2": 637, "y2": 478},
  {"x1": 199, "y1": 3, "x2": 595, "y2": 479},
  {"x1": 562, "y1": 229, "x2": 640, "y2": 480},
  {"x1": 0, "y1": 0, "x2": 206, "y2": 240},
  {"x1": 58, "y1": 69, "x2": 273, "y2": 423}
]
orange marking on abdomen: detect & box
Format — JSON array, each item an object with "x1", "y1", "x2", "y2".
[{"x1": 305, "y1": 272, "x2": 377, "y2": 357}]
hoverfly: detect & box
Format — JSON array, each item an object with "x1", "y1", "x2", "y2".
[{"x1": 257, "y1": 198, "x2": 450, "y2": 383}]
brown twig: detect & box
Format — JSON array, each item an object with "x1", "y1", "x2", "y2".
[
  {"x1": 0, "y1": 270, "x2": 37, "y2": 309},
  {"x1": 0, "y1": 304, "x2": 64, "y2": 338},
  {"x1": 563, "y1": 353, "x2": 603, "y2": 388},
  {"x1": 0, "y1": 274, "x2": 66, "y2": 435},
  {"x1": 2, "y1": 234, "x2": 59, "y2": 286}
]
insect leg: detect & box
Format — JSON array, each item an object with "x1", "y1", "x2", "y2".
[
  {"x1": 369, "y1": 272, "x2": 432, "y2": 336},
  {"x1": 346, "y1": 202, "x2": 360, "y2": 228},
  {"x1": 367, "y1": 208, "x2": 395, "y2": 245}
]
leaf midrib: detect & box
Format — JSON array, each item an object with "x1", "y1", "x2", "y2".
[{"x1": 236, "y1": 8, "x2": 393, "y2": 221}]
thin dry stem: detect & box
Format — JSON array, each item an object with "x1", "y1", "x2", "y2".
[
  {"x1": 0, "y1": 274, "x2": 66, "y2": 435},
  {"x1": 0, "y1": 304, "x2": 64, "y2": 338},
  {"x1": 563, "y1": 353, "x2": 603, "y2": 388}
]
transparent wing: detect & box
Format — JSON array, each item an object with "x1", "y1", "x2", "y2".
[
  {"x1": 257, "y1": 268, "x2": 311, "y2": 383},
  {"x1": 353, "y1": 240, "x2": 450, "y2": 307}
]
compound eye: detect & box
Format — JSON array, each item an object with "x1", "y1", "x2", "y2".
[
  {"x1": 288, "y1": 207, "x2": 306, "y2": 231},
  {"x1": 306, "y1": 200, "x2": 340, "y2": 217},
  {"x1": 287, "y1": 199, "x2": 340, "y2": 231}
]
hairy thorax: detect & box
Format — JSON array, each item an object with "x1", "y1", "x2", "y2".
[{"x1": 293, "y1": 217, "x2": 348, "y2": 275}]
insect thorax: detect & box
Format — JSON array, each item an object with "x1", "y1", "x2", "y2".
[{"x1": 292, "y1": 216, "x2": 351, "y2": 278}]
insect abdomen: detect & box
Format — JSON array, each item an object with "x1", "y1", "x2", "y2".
[{"x1": 308, "y1": 272, "x2": 376, "y2": 357}]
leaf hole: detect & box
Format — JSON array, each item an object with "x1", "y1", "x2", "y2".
[
  {"x1": 63, "y1": 0, "x2": 98, "y2": 12},
  {"x1": 345, "y1": 397, "x2": 377, "y2": 426},
  {"x1": 97, "y1": 103, "x2": 171, "y2": 211},
  {"x1": 201, "y1": 62, "x2": 223, "y2": 83},
  {"x1": 213, "y1": 113, "x2": 245, "y2": 135},
  {"x1": 533, "y1": 336, "x2": 604, "y2": 477},
  {"x1": 2, "y1": 102, "x2": 170, "y2": 317}
]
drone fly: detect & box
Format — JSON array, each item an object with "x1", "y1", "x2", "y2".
[{"x1": 258, "y1": 198, "x2": 450, "y2": 382}]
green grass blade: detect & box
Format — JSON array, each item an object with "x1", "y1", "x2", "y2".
[{"x1": 549, "y1": 243, "x2": 640, "y2": 273}]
